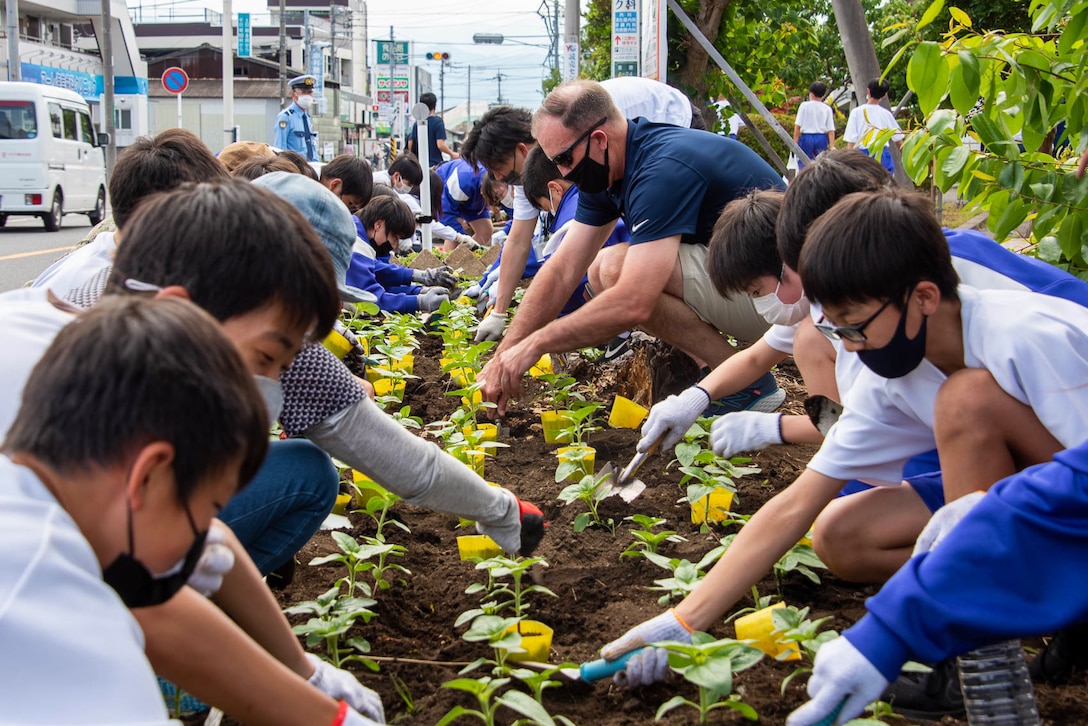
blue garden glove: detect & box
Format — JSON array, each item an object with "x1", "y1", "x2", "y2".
[
  {"x1": 912, "y1": 490, "x2": 985, "y2": 556},
  {"x1": 638, "y1": 387, "x2": 710, "y2": 453},
  {"x1": 600, "y1": 610, "x2": 693, "y2": 687},
  {"x1": 307, "y1": 654, "x2": 385, "y2": 723},
  {"x1": 786, "y1": 636, "x2": 888, "y2": 726}
]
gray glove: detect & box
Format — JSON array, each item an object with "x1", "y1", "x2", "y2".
[
  {"x1": 306, "y1": 654, "x2": 385, "y2": 723},
  {"x1": 474, "y1": 310, "x2": 506, "y2": 342},
  {"x1": 638, "y1": 386, "x2": 710, "y2": 453},
  {"x1": 417, "y1": 288, "x2": 449, "y2": 312},
  {"x1": 413, "y1": 265, "x2": 458, "y2": 289},
  {"x1": 600, "y1": 610, "x2": 692, "y2": 687},
  {"x1": 456, "y1": 233, "x2": 484, "y2": 250},
  {"x1": 709, "y1": 411, "x2": 784, "y2": 459},
  {"x1": 912, "y1": 490, "x2": 985, "y2": 556}
]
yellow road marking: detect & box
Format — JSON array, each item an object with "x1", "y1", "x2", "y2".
[{"x1": 0, "y1": 245, "x2": 73, "y2": 262}]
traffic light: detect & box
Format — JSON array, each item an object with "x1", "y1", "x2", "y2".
[{"x1": 426, "y1": 52, "x2": 450, "y2": 61}]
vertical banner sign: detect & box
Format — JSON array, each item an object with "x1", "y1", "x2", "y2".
[
  {"x1": 563, "y1": 40, "x2": 579, "y2": 81},
  {"x1": 611, "y1": 0, "x2": 639, "y2": 77},
  {"x1": 373, "y1": 41, "x2": 411, "y2": 133},
  {"x1": 237, "y1": 13, "x2": 251, "y2": 58},
  {"x1": 640, "y1": 0, "x2": 666, "y2": 81},
  {"x1": 310, "y1": 43, "x2": 325, "y2": 94}
]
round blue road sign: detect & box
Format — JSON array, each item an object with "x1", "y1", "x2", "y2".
[{"x1": 161, "y1": 67, "x2": 189, "y2": 95}]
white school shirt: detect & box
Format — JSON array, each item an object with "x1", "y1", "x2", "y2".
[
  {"x1": 31, "y1": 231, "x2": 116, "y2": 295},
  {"x1": 809, "y1": 286, "x2": 1088, "y2": 485},
  {"x1": 601, "y1": 76, "x2": 694, "y2": 128},
  {"x1": 794, "y1": 100, "x2": 835, "y2": 134},
  {"x1": 0, "y1": 455, "x2": 177, "y2": 725},
  {"x1": 843, "y1": 103, "x2": 903, "y2": 146}
]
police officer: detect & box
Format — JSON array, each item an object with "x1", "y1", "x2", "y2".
[{"x1": 274, "y1": 75, "x2": 319, "y2": 162}]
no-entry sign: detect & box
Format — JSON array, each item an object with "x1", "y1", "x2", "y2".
[{"x1": 161, "y1": 67, "x2": 189, "y2": 95}]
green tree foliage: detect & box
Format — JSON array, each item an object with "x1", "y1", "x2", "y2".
[
  {"x1": 581, "y1": 0, "x2": 613, "y2": 80},
  {"x1": 896, "y1": 0, "x2": 1088, "y2": 276}
]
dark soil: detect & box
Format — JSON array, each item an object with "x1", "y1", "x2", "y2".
[{"x1": 262, "y1": 334, "x2": 1087, "y2": 726}]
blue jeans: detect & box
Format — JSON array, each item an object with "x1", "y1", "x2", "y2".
[{"x1": 218, "y1": 438, "x2": 339, "y2": 574}]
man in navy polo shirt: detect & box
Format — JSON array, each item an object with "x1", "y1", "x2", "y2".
[{"x1": 478, "y1": 79, "x2": 786, "y2": 417}]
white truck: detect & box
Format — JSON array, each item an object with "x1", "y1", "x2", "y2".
[{"x1": 0, "y1": 82, "x2": 108, "y2": 231}]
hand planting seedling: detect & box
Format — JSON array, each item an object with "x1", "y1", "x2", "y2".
[
  {"x1": 654, "y1": 632, "x2": 764, "y2": 723},
  {"x1": 557, "y1": 470, "x2": 616, "y2": 534},
  {"x1": 620, "y1": 514, "x2": 687, "y2": 559}
]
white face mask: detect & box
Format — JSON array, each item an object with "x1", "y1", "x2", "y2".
[
  {"x1": 393, "y1": 176, "x2": 413, "y2": 194},
  {"x1": 547, "y1": 189, "x2": 556, "y2": 215},
  {"x1": 501, "y1": 189, "x2": 515, "y2": 208},
  {"x1": 752, "y1": 282, "x2": 811, "y2": 326},
  {"x1": 254, "y1": 375, "x2": 284, "y2": 425},
  {"x1": 296, "y1": 94, "x2": 315, "y2": 110}
]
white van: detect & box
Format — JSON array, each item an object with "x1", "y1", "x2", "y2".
[{"x1": 0, "y1": 82, "x2": 108, "y2": 231}]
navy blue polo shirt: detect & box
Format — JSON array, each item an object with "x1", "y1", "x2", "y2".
[{"x1": 575, "y1": 118, "x2": 784, "y2": 245}]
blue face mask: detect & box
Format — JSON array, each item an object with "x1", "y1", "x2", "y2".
[{"x1": 857, "y1": 300, "x2": 928, "y2": 379}]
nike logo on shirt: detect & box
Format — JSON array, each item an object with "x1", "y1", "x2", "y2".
[{"x1": 631, "y1": 219, "x2": 651, "y2": 233}]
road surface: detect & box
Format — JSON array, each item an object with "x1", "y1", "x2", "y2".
[{"x1": 0, "y1": 215, "x2": 94, "y2": 292}]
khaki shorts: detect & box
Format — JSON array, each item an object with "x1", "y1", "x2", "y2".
[{"x1": 677, "y1": 243, "x2": 770, "y2": 343}]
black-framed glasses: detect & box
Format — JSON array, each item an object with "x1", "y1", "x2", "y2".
[
  {"x1": 815, "y1": 296, "x2": 896, "y2": 343},
  {"x1": 548, "y1": 117, "x2": 607, "y2": 168}
]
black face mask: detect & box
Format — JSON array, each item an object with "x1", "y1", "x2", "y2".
[
  {"x1": 857, "y1": 298, "x2": 928, "y2": 379},
  {"x1": 563, "y1": 140, "x2": 610, "y2": 194},
  {"x1": 370, "y1": 228, "x2": 394, "y2": 258},
  {"x1": 102, "y1": 501, "x2": 207, "y2": 608}
]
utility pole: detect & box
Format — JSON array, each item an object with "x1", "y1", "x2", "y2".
[
  {"x1": 491, "y1": 71, "x2": 505, "y2": 105},
  {"x1": 5, "y1": 0, "x2": 20, "y2": 81},
  {"x1": 222, "y1": 0, "x2": 234, "y2": 149},
  {"x1": 278, "y1": 0, "x2": 286, "y2": 105},
  {"x1": 330, "y1": 2, "x2": 339, "y2": 151},
  {"x1": 551, "y1": 0, "x2": 559, "y2": 73},
  {"x1": 100, "y1": 0, "x2": 116, "y2": 173},
  {"x1": 438, "y1": 58, "x2": 445, "y2": 118},
  {"x1": 389, "y1": 25, "x2": 400, "y2": 152}
]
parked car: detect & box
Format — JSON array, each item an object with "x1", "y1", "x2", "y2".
[{"x1": 0, "y1": 82, "x2": 108, "y2": 230}]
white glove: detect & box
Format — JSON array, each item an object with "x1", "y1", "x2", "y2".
[
  {"x1": 709, "y1": 411, "x2": 784, "y2": 459},
  {"x1": 638, "y1": 387, "x2": 711, "y2": 453},
  {"x1": 474, "y1": 311, "x2": 506, "y2": 342},
  {"x1": 416, "y1": 288, "x2": 449, "y2": 313},
  {"x1": 397, "y1": 237, "x2": 415, "y2": 255},
  {"x1": 786, "y1": 636, "x2": 888, "y2": 726},
  {"x1": 306, "y1": 654, "x2": 386, "y2": 723},
  {"x1": 601, "y1": 609, "x2": 692, "y2": 687},
  {"x1": 413, "y1": 265, "x2": 458, "y2": 289},
  {"x1": 187, "y1": 521, "x2": 234, "y2": 597},
  {"x1": 912, "y1": 490, "x2": 985, "y2": 556},
  {"x1": 491, "y1": 229, "x2": 508, "y2": 245},
  {"x1": 456, "y1": 233, "x2": 484, "y2": 250},
  {"x1": 462, "y1": 283, "x2": 482, "y2": 299}
]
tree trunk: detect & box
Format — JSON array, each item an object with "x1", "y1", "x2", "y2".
[{"x1": 675, "y1": 0, "x2": 729, "y2": 118}]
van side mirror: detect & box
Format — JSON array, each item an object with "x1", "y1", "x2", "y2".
[{"x1": 97, "y1": 132, "x2": 111, "y2": 147}]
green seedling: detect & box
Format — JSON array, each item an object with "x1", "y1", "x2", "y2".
[
  {"x1": 284, "y1": 586, "x2": 378, "y2": 670},
  {"x1": 389, "y1": 672, "x2": 417, "y2": 718},
  {"x1": 508, "y1": 664, "x2": 565, "y2": 706},
  {"x1": 655, "y1": 632, "x2": 763, "y2": 723},
  {"x1": 388, "y1": 404, "x2": 423, "y2": 431},
  {"x1": 340, "y1": 299, "x2": 381, "y2": 333},
  {"x1": 309, "y1": 530, "x2": 410, "y2": 594},
  {"x1": 357, "y1": 485, "x2": 408, "y2": 540},
  {"x1": 774, "y1": 606, "x2": 839, "y2": 693},
  {"x1": 773, "y1": 542, "x2": 827, "y2": 589},
  {"x1": 643, "y1": 540, "x2": 729, "y2": 605},
  {"x1": 620, "y1": 514, "x2": 687, "y2": 559},
  {"x1": 557, "y1": 470, "x2": 615, "y2": 534},
  {"x1": 462, "y1": 556, "x2": 557, "y2": 621},
  {"x1": 459, "y1": 614, "x2": 526, "y2": 677},
  {"x1": 436, "y1": 675, "x2": 573, "y2": 726},
  {"x1": 378, "y1": 310, "x2": 424, "y2": 349},
  {"x1": 534, "y1": 372, "x2": 586, "y2": 412},
  {"x1": 549, "y1": 401, "x2": 602, "y2": 447},
  {"x1": 724, "y1": 586, "x2": 778, "y2": 624}
]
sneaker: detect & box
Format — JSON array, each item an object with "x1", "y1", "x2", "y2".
[
  {"x1": 882, "y1": 659, "x2": 966, "y2": 720},
  {"x1": 601, "y1": 332, "x2": 631, "y2": 362},
  {"x1": 1030, "y1": 622, "x2": 1088, "y2": 684},
  {"x1": 158, "y1": 676, "x2": 209, "y2": 718},
  {"x1": 266, "y1": 557, "x2": 296, "y2": 591},
  {"x1": 518, "y1": 499, "x2": 546, "y2": 556},
  {"x1": 703, "y1": 371, "x2": 786, "y2": 416}
]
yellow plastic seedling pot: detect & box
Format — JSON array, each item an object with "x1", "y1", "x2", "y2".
[
  {"x1": 529, "y1": 354, "x2": 553, "y2": 378},
  {"x1": 390, "y1": 353, "x2": 414, "y2": 376},
  {"x1": 331, "y1": 492, "x2": 352, "y2": 516},
  {"x1": 457, "y1": 534, "x2": 504, "y2": 561},
  {"x1": 454, "y1": 450, "x2": 486, "y2": 477},
  {"x1": 690, "y1": 487, "x2": 734, "y2": 525},
  {"x1": 556, "y1": 445, "x2": 596, "y2": 480},
  {"x1": 734, "y1": 602, "x2": 801, "y2": 661},
  {"x1": 461, "y1": 389, "x2": 483, "y2": 407},
  {"x1": 502, "y1": 620, "x2": 554, "y2": 662},
  {"x1": 608, "y1": 395, "x2": 649, "y2": 429},
  {"x1": 540, "y1": 410, "x2": 575, "y2": 444},
  {"x1": 463, "y1": 423, "x2": 498, "y2": 442},
  {"x1": 373, "y1": 378, "x2": 405, "y2": 400},
  {"x1": 322, "y1": 329, "x2": 353, "y2": 360},
  {"x1": 351, "y1": 471, "x2": 388, "y2": 508}
]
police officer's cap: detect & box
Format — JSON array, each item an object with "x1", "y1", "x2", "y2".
[{"x1": 289, "y1": 75, "x2": 317, "y2": 91}]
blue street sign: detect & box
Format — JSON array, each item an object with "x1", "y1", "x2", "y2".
[
  {"x1": 161, "y1": 67, "x2": 189, "y2": 95},
  {"x1": 238, "y1": 13, "x2": 251, "y2": 58}
]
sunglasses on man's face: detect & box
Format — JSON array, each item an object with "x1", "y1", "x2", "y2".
[{"x1": 548, "y1": 117, "x2": 607, "y2": 168}]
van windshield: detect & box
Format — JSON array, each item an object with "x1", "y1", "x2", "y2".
[{"x1": 0, "y1": 101, "x2": 37, "y2": 140}]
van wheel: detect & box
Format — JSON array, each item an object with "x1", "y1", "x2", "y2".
[
  {"x1": 88, "y1": 187, "x2": 106, "y2": 225},
  {"x1": 42, "y1": 192, "x2": 62, "y2": 232}
]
